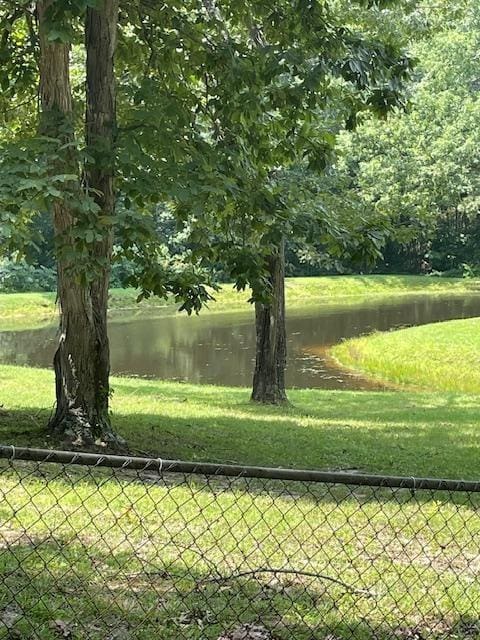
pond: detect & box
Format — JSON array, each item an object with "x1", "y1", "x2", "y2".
[{"x1": 2, "y1": 293, "x2": 480, "y2": 390}]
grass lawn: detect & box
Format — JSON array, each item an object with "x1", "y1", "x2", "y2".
[
  {"x1": 2, "y1": 276, "x2": 480, "y2": 638},
  {"x1": 332, "y1": 317, "x2": 480, "y2": 394},
  {"x1": 1, "y1": 274, "x2": 479, "y2": 331},
  {"x1": 2, "y1": 364, "x2": 480, "y2": 480}
]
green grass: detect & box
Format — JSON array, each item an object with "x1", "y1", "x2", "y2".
[
  {"x1": 1, "y1": 365, "x2": 480, "y2": 638},
  {"x1": 332, "y1": 317, "x2": 480, "y2": 394},
  {"x1": 1, "y1": 274, "x2": 479, "y2": 331},
  {"x1": 1, "y1": 456, "x2": 479, "y2": 639}
]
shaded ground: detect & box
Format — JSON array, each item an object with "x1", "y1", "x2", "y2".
[{"x1": 0, "y1": 460, "x2": 479, "y2": 639}]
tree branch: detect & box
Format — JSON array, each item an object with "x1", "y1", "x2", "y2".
[
  {"x1": 200, "y1": 568, "x2": 377, "y2": 597},
  {"x1": 133, "y1": 567, "x2": 378, "y2": 598}
]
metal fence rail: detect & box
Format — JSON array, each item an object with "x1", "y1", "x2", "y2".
[{"x1": 0, "y1": 446, "x2": 479, "y2": 639}]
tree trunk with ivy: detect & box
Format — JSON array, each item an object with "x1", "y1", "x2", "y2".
[
  {"x1": 251, "y1": 239, "x2": 288, "y2": 404},
  {"x1": 38, "y1": 0, "x2": 122, "y2": 446}
]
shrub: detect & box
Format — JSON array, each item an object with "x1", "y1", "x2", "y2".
[{"x1": 0, "y1": 260, "x2": 57, "y2": 293}]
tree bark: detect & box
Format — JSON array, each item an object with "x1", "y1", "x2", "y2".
[
  {"x1": 251, "y1": 239, "x2": 288, "y2": 404},
  {"x1": 81, "y1": 0, "x2": 120, "y2": 445},
  {"x1": 38, "y1": 0, "x2": 122, "y2": 446}
]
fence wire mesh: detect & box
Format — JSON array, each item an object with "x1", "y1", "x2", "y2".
[{"x1": 0, "y1": 447, "x2": 480, "y2": 639}]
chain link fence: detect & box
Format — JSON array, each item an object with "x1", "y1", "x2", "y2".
[{"x1": 0, "y1": 445, "x2": 480, "y2": 639}]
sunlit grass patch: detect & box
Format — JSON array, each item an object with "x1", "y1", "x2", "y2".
[
  {"x1": 2, "y1": 364, "x2": 480, "y2": 480},
  {"x1": 332, "y1": 317, "x2": 480, "y2": 394}
]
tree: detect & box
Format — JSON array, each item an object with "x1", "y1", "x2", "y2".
[
  {"x1": 0, "y1": 0, "x2": 214, "y2": 444},
  {"x1": 252, "y1": 239, "x2": 287, "y2": 403},
  {"x1": 0, "y1": 1, "x2": 122, "y2": 444},
  {"x1": 0, "y1": 5, "x2": 47, "y2": 265},
  {"x1": 117, "y1": 0, "x2": 414, "y2": 404},
  {"x1": 34, "y1": 0, "x2": 123, "y2": 445}
]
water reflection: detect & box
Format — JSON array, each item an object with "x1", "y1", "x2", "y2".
[{"x1": 2, "y1": 294, "x2": 480, "y2": 390}]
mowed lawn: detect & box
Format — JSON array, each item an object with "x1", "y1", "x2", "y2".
[
  {"x1": 1, "y1": 364, "x2": 480, "y2": 480},
  {"x1": 2, "y1": 453, "x2": 479, "y2": 639},
  {"x1": 2, "y1": 363, "x2": 480, "y2": 638},
  {"x1": 1, "y1": 357, "x2": 480, "y2": 636},
  {"x1": 332, "y1": 316, "x2": 480, "y2": 394}
]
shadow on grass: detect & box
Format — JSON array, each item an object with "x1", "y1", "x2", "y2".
[
  {"x1": 2, "y1": 388, "x2": 480, "y2": 484},
  {"x1": 1, "y1": 536, "x2": 479, "y2": 640},
  {"x1": 112, "y1": 380, "x2": 480, "y2": 428},
  {"x1": 109, "y1": 394, "x2": 480, "y2": 482},
  {"x1": 1, "y1": 440, "x2": 480, "y2": 626}
]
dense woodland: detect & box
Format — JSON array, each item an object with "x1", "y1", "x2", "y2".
[{"x1": 0, "y1": 0, "x2": 478, "y2": 444}]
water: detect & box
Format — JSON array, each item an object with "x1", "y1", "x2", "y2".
[{"x1": 2, "y1": 294, "x2": 480, "y2": 390}]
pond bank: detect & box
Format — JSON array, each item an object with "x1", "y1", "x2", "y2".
[
  {"x1": 2, "y1": 275, "x2": 480, "y2": 390},
  {"x1": 4, "y1": 291, "x2": 480, "y2": 390},
  {"x1": 1, "y1": 274, "x2": 479, "y2": 331},
  {"x1": 332, "y1": 316, "x2": 480, "y2": 394},
  {"x1": 2, "y1": 275, "x2": 480, "y2": 475}
]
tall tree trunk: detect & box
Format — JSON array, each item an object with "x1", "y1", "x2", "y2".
[
  {"x1": 38, "y1": 0, "x2": 122, "y2": 446},
  {"x1": 83, "y1": 0, "x2": 120, "y2": 443},
  {"x1": 251, "y1": 239, "x2": 288, "y2": 404}
]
